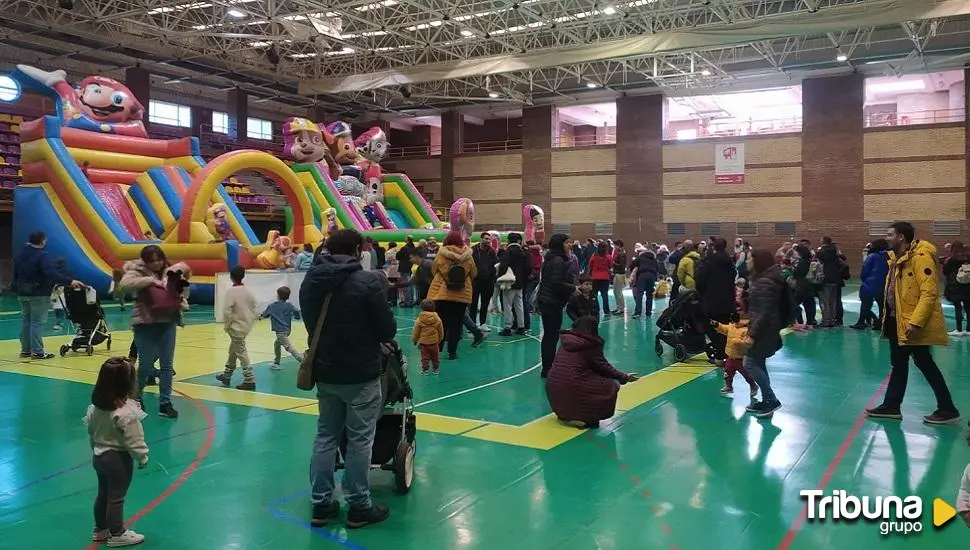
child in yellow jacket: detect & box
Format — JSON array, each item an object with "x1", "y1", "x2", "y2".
[
  {"x1": 712, "y1": 313, "x2": 759, "y2": 401},
  {"x1": 412, "y1": 299, "x2": 444, "y2": 375}
]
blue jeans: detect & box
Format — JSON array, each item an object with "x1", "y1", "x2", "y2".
[
  {"x1": 310, "y1": 379, "x2": 382, "y2": 509},
  {"x1": 133, "y1": 323, "x2": 176, "y2": 405},
  {"x1": 19, "y1": 296, "x2": 49, "y2": 355},
  {"x1": 632, "y1": 280, "x2": 656, "y2": 316},
  {"x1": 744, "y1": 355, "x2": 778, "y2": 404}
]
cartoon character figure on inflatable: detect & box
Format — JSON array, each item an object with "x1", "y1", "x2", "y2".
[
  {"x1": 282, "y1": 117, "x2": 341, "y2": 180},
  {"x1": 206, "y1": 204, "x2": 233, "y2": 242},
  {"x1": 354, "y1": 127, "x2": 390, "y2": 229},
  {"x1": 326, "y1": 121, "x2": 360, "y2": 166},
  {"x1": 449, "y1": 198, "x2": 475, "y2": 243},
  {"x1": 256, "y1": 230, "x2": 294, "y2": 269},
  {"x1": 15, "y1": 65, "x2": 146, "y2": 137},
  {"x1": 523, "y1": 204, "x2": 545, "y2": 244},
  {"x1": 324, "y1": 208, "x2": 339, "y2": 236},
  {"x1": 488, "y1": 230, "x2": 501, "y2": 252}
]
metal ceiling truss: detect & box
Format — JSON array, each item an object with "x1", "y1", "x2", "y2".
[{"x1": 1, "y1": 0, "x2": 970, "y2": 118}]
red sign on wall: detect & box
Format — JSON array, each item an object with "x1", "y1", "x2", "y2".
[{"x1": 714, "y1": 143, "x2": 745, "y2": 184}]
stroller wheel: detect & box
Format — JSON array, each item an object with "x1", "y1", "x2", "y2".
[
  {"x1": 393, "y1": 440, "x2": 415, "y2": 494},
  {"x1": 59, "y1": 345, "x2": 69, "y2": 357},
  {"x1": 674, "y1": 344, "x2": 688, "y2": 362},
  {"x1": 86, "y1": 346, "x2": 94, "y2": 356},
  {"x1": 654, "y1": 341, "x2": 664, "y2": 357}
]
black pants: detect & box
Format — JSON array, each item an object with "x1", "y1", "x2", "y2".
[
  {"x1": 470, "y1": 279, "x2": 495, "y2": 325},
  {"x1": 953, "y1": 298, "x2": 970, "y2": 331},
  {"x1": 705, "y1": 313, "x2": 732, "y2": 361},
  {"x1": 882, "y1": 316, "x2": 958, "y2": 413},
  {"x1": 416, "y1": 282, "x2": 429, "y2": 303},
  {"x1": 798, "y1": 292, "x2": 817, "y2": 325},
  {"x1": 93, "y1": 451, "x2": 134, "y2": 536},
  {"x1": 857, "y1": 294, "x2": 883, "y2": 327},
  {"x1": 539, "y1": 304, "x2": 565, "y2": 377},
  {"x1": 593, "y1": 280, "x2": 611, "y2": 314},
  {"x1": 435, "y1": 301, "x2": 466, "y2": 355}
]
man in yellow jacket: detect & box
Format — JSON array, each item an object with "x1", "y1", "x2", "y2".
[{"x1": 865, "y1": 221, "x2": 960, "y2": 425}]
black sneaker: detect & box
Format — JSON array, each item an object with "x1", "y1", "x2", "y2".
[
  {"x1": 514, "y1": 328, "x2": 527, "y2": 336},
  {"x1": 923, "y1": 409, "x2": 960, "y2": 425},
  {"x1": 745, "y1": 400, "x2": 762, "y2": 413},
  {"x1": 865, "y1": 405, "x2": 902, "y2": 420},
  {"x1": 471, "y1": 332, "x2": 486, "y2": 347},
  {"x1": 447, "y1": 353, "x2": 457, "y2": 360},
  {"x1": 631, "y1": 314, "x2": 641, "y2": 320},
  {"x1": 753, "y1": 400, "x2": 782, "y2": 417},
  {"x1": 159, "y1": 403, "x2": 179, "y2": 419},
  {"x1": 499, "y1": 329, "x2": 513, "y2": 336},
  {"x1": 31, "y1": 353, "x2": 55, "y2": 360},
  {"x1": 346, "y1": 504, "x2": 390, "y2": 529},
  {"x1": 215, "y1": 373, "x2": 231, "y2": 387},
  {"x1": 19, "y1": 352, "x2": 31, "y2": 358},
  {"x1": 236, "y1": 381, "x2": 256, "y2": 391},
  {"x1": 310, "y1": 501, "x2": 340, "y2": 527},
  {"x1": 849, "y1": 323, "x2": 867, "y2": 330}
]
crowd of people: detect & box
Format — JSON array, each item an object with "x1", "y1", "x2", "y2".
[{"x1": 10, "y1": 219, "x2": 970, "y2": 545}]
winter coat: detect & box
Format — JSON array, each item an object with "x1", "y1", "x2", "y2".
[
  {"x1": 630, "y1": 253, "x2": 659, "y2": 288},
  {"x1": 497, "y1": 243, "x2": 532, "y2": 289},
  {"x1": 695, "y1": 251, "x2": 737, "y2": 318},
  {"x1": 472, "y1": 243, "x2": 498, "y2": 282},
  {"x1": 566, "y1": 292, "x2": 599, "y2": 321},
  {"x1": 119, "y1": 259, "x2": 192, "y2": 326},
  {"x1": 293, "y1": 251, "x2": 314, "y2": 271},
  {"x1": 411, "y1": 311, "x2": 444, "y2": 345},
  {"x1": 537, "y1": 251, "x2": 575, "y2": 309},
  {"x1": 428, "y1": 245, "x2": 477, "y2": 304},
  {"x1": 746, "y1": 265, "x2": 790, "y2": 359},
  {"x1": 943, "y1": 254, "x2": 970, "y2": 303},
  {"x1": 611, "y1": 248, "x2": 628, "y2": 274},
  {"x1": 714, "y1": 320, "x2": 750, "y2": 360},
  {"x1": 299, "y1": 254, "x2": 397, "y2": 385},
  {"x1": 817, "y1": 244, "x2": 846, "y2": 285},
  {"x1": 13, "y1": 244, "x2": 73, "y2": 297},
  {"x1": 528, "y1": 245, "x2": 543, "y2": 280},
  {"x1": 790, "y1": 246, "x2": 815, "y2": 299},
  {"x1": 859, "y1": 250, "x2": 889, "y2": 299},
  {"x1": 587, "y1": 253, "x2": 612, "y2": 281},
  {"x1": 545, "y1": 330, "x2": 632, "y2": 424},
  {"x1": 676, "y1": 251, "x2": 702, "y2": 290},
  {"x1": 882, "y1": 240, "x2": 948, "y2": 346},
  {"x1": 656, "y1": 250, "x2": 670, "y2": 276}
]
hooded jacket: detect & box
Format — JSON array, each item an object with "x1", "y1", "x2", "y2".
[
  {"x1": 695, "y1": 250, "x2": 737, "y2": 318},
  {"x1": 428, "y1": 244, "x2": 477, "y2": 303},
  {"x1": 714, "y1": 320, "x2": 750, "y2": 360},
  {"x1": 676, "y1": 250, "x2": 702, "y2": 290},
  {"x1": 545, "y1": 329, "x2": 631, "y2": 423},
  {"x1": 299, "y1": 254, "x2": 397, "y2": 384},
  {"x1": 497, "y1": 242, "x2": 532, "y2": 289},
  {"x1": 411, "y1": 310, "x2": 444, "y2": 346},
  {"x1": 746, "y1": 264, "x2": 791, "y2": 359},
  {"x1": 538, "y1": 240, "x2": 575, "y2": 309},
  {"x1": 859, "y1": 250, "x2": 889, "y2": 299},
  {"x1": 630, "y1": 252, "x2": 659, "y2": 288},
  {"x1": 13, "y1": 243, "x2": 73, "y2": 297},
  {"x1": 119, "y1": 259, "x2": 191, "y2": 326},
  {"x1": 882, "y1": 240, "x2": 948, "y2": 346}
]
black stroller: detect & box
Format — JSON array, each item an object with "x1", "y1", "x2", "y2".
[
  {"x1": 654, "y1": 289, "x2": 712, "y2": 362},
  {"x1": 59, "y1": 286, "x2": 112, "y2": 356},
  {"x1": 336, "y1": 340, "x2": 417, "y2": 493}
]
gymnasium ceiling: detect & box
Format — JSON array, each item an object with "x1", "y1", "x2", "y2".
[{"x1": 2, "y1": 0, "x2": 970, "y2": 120}]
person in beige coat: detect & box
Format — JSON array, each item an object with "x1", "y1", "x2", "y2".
[{"x1": 216, "y1": 266, "x2": 258, "y2": 391}]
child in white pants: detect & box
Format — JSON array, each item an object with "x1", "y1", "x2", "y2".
[
  {"x1": 216, "y1": 266, "x2": 257, "y2": 391},
  {"x1": 260, "y1": 285, "x2": 304, "y2": 370}
]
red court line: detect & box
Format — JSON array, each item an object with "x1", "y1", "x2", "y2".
[
  {"x1": 776, "y1": 374, "x2": 890, "y2": 550},
  {"x1": 85, "y1": 390, "x2": 215, "y2": 550}
]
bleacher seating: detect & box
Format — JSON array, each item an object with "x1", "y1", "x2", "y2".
[{"x1": 0, "y1": 114, "x2": 25, "y2": 196}]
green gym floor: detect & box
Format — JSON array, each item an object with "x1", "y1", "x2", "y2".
[{"x1": 0, "y1": 288, "x2": 967, "y2": 549}]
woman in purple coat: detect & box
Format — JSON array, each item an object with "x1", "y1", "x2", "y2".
[{"x1": 545, "y1": 316, "x2": 638, "y2": 428}]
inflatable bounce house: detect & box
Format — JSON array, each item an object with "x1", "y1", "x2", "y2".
[{"x1": 10, "y1": 65, "x2": 546, "y2": 302}]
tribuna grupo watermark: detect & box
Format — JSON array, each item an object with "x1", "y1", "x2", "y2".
[{"x1": 800, "y1": 490, "x2": 924, "y2": 535}]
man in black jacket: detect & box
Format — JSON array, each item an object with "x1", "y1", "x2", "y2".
[
  {"x1": 299, "y1": 229, "x2": 396, "y2": 530},
  {"x1": 817, "y1": 236, "x2": 845, "y2": 327},
  {"x1": 537, "y1": 234, "x2": 576, "y2": 376},
  {"x1": 497, "y1": 232, "x2": 533, "y2": 336},
  {"x1": 695, "y1": 237, "x2": 737, "y2": 361},
  {"x1": 471, "y1": 232, "x2": 498, "y2": 328}
]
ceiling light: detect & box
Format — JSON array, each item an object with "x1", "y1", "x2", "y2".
[
  {"x1": 227, "y1": 8, "x2": 246, "y2": 17},
  {"x1": 701, "y1": 69, "x2": 711, "y2": 76},
  {"x1": 602, "y1": 6, "x2": 616, "y2": 14},
  {"x1": 835, "y1": 53, "x2": 848, "y2": 62},
  {"x1": 488, "y1": 92, "x2": 499, "y2": 98},
  {"x1": 460, "y1": 29, "x2": 474, "y2": 37},
  {"x1": 586, "y1": 82, "x2": 598, "y2": 88},
  {"x1": 867, "y1": 80, "x2": 926, "y2": 93}
]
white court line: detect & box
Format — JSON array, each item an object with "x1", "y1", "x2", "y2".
[{"x1": 413, "y1": 361, "x2": 541, "y2": 408}]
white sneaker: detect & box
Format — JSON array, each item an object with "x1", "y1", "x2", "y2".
[
  {"x1": 106, "y1": 529, "x2": 145, "y2": 547},
  {"x1": 92, "y1": 529, "x2": 110, "y2": 542},
  {"x1": 270, "y1": 363, "x2": 284, "y2": 371},
  {"x1": 948, "y1": 329, "x2": 963, "y2": 337},
  {"x1": 480, "y1": 324, "x2": 491, "y2": 332}
]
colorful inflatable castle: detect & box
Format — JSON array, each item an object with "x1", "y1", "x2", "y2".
[{"x1": 10, "y1": 65, "x2": 546, "y2": 302}]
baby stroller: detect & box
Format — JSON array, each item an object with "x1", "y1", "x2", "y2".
[
  {"x1": 59, "y1": 286, "x2": 112, "y2": 357},
  {"x1": 336, "y1": 340, "x2": 417, "y2": 493},
  {"x1": 654, "y1": 289, "x2": 712, "y2": 362}
]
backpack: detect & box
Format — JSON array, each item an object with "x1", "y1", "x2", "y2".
[
  {"x1": 445, "y1": 262, "x2": 466, "y2": 290},
  {"x1": 806, "y1": 260, "x2": 824, "y2": 285},
  {"x1": 957, "y1": 262, "x2": 970, "y2": 285}
]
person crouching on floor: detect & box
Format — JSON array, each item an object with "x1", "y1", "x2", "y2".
[
  {"x1": 711, "y1": 311, "x2": 759, "y2": 402},
  {"x1": 545, "y1": 316, "x2": 638, "y2": 429},
  {"x1": 216, "y1": 266, "x2": 258, "y2": 391},
  {"x1": 412, "y1": 299, "x2": 444, "y2": 375},
  {"x1": 566, "y1": 276, "x2": 599, "y2": 322}
]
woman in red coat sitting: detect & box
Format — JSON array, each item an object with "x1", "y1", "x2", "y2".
[{"x1": 545, "y1": 316, "x2": 638, "y2": 428}]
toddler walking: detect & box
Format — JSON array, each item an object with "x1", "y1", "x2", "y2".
[
  {"x1": 412, "y1": 299, "x2": 444, "y2": 375},
  {"x1": 85, "y1": 357, "x2": 149, "y2": 547},
  {"x1": 711, "y1": 312, "x2": 759, "y2": 401},
  {"x1": 51, "y1": 284, "x2": 66, "y2": 331},
  {"x1": 260, "y1": 286, "x2": 304, "y2": 370},
  {"x1": 216, "y1": 266, "x2": 258, "y2": 391}
]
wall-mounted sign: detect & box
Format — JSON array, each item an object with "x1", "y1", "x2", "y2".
[
  {"x1": 0, "y1": 74, "x2": 21, "y2": 102},
  {"x1": 714, "y1": 143, "x2": 745, "y2": 184}
]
